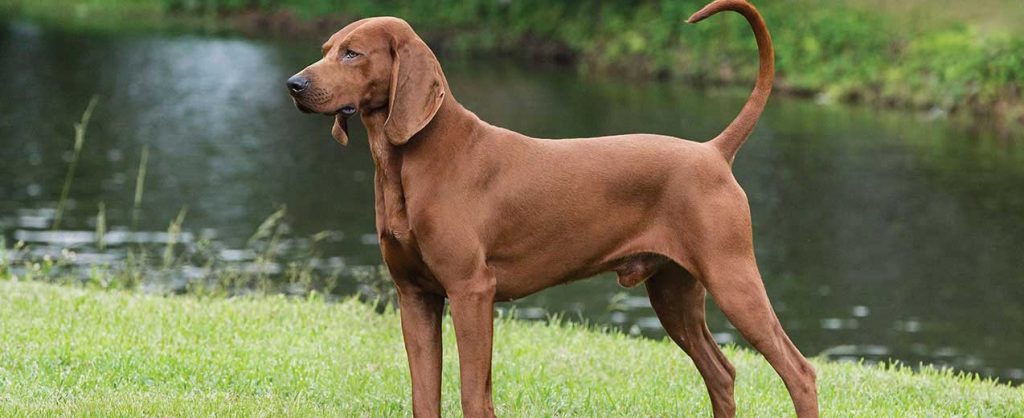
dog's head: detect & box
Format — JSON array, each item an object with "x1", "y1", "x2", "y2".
[{"x1": 287, "y1": 17, "x2": 446, "y2": 147}]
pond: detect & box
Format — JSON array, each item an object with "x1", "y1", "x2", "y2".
[{"x1": 1, "y1": 21, "x2": 1022, "y2": 384}]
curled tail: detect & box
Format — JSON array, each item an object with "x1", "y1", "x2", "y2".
[{"x1": 688, "y1": 0, "x2": 774, "y2": 164}]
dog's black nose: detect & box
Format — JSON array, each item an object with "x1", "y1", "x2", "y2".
[{"x1": 287, "y1": 75, "x2": 310, "y2": 93}]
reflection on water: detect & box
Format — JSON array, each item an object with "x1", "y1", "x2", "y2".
[{"x1": 1, "y1": 22, "x2": 1022, "y2": 383}]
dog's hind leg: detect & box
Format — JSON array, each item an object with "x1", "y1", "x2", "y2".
[
  {"x1": 646, "y1": 263, "x2": 737, "y2": 417},
  {"x1": 700, "y1": 256, "x2": 819, "y2": 417}
]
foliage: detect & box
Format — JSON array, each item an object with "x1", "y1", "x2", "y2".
[{"x1": 2, "y1": 0, "x2": 1022, "y2": 124}]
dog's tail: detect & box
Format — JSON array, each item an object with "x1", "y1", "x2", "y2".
[{"x1": 687, "y1": 0, "x2": 774, "y2": 164}]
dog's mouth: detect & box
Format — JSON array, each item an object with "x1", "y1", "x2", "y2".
[
  {"x1": 294, "y1": 101, "x2": 356, "y2": 117},
  {"x1": 292, "y1": 98, "x2": 356, "y2": 117},
  {"x1": 295, "y1": 101, "x2": 314, "y2": 114}
]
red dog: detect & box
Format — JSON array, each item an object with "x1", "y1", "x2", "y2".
[{"x1": 288, "y1": 0, "x2": 818, "y2": 416}]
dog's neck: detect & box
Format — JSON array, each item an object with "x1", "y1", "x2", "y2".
[{"x1": 360, "y1": 89, "x2": 485, "y2": 244}]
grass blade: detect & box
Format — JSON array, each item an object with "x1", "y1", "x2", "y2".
[
  {"x1": 95, "y1": 202, "x2": 106, "y2": 250},
  {"x1": 162, "y1": 206, "x2": 188, "y2": 270},
  {"x1": 52, "y1": 95, "x2": 99, "y2": 231},
  {"x1": 131, "y1": 145, "x2": 150, "y2": 230}
]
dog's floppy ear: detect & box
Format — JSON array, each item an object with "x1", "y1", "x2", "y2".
[{"x1": 383, "y1": 36, "x2": 445, "y2": 146}]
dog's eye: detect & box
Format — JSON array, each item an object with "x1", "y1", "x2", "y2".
[{"x1": 342, "y1": 49, "x2": 360, "y2": 61}]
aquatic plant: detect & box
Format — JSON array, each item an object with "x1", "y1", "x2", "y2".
[
  {"x1": 52, "y1": 96, "x2": 98, "y2": 231},
  {"x1": 131, "y1": 145, "x2": 149, "y2": 230}
]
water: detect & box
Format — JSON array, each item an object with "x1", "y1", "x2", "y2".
[{"x1": 1, "y1": 22, "x2": 1022, "y2": 383}]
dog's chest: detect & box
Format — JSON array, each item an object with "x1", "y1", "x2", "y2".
[
  {"x1": 374, "y1": 175, "x2": 430, "y2": 284},
  {"x1": 370, "y1": 144, "x2": 424, "y2": 276},
  {"x1": 369, "y1": 133, "x2": 413, "y2": 238}
]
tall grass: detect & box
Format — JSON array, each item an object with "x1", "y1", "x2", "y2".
[
  {"x1": 161, "y1": 206, "x2": 187, "y2": 270},
  {"x1": 94, "y1": 201, "x2": 106, "y2": 250},
  {"x1": 52, "y1": 96, "x2": 98, "y2": 231},
  {"x1": 131, "y1": 145, "x2": 149, "y2": 230},
  {"x1": 0, "y1": 198, "x2": 370, "y2": 304}
]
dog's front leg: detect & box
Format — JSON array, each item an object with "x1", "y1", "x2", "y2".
[
  {"x1": 448, "y1": 275, "x2": 497, "y2": 418},
  {"x1": 396, "y1": 286, "x2": 445, "y2": 418}
]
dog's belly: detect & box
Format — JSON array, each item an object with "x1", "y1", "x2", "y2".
[
  {"x1": 487, "y1": 226, "x2": 679, "y2": 301},
  {"x1": 490, "y1": 252, "x2": 671, "y2": 301}
]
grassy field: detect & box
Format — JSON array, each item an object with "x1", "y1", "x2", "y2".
[{"x1": 1, "y1": 280, "x2": 1021, "y2": 417}]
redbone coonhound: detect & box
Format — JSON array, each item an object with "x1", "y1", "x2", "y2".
[{"x1": 287, "y1": 0, "x2": 818, "y2": 416}]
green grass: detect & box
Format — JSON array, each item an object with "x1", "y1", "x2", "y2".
[{"x1": 0, "y1": 280, "x2": 1021, "y2": 417}]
